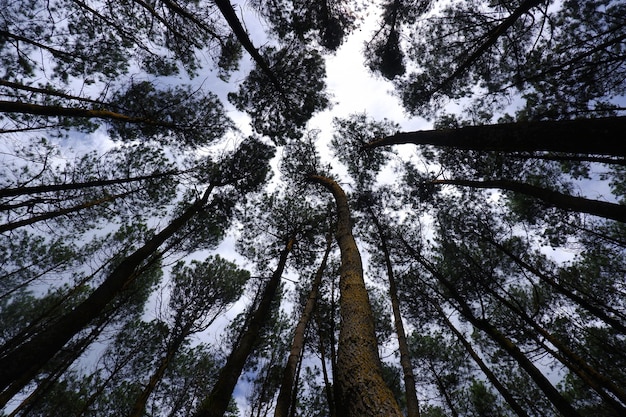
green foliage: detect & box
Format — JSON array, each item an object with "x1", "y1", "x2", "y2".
[{"x1": 228, "y1": 45, "x2": 330, "y2": 143}]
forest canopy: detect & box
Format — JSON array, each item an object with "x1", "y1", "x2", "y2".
[{"x1": 1, "y1": 1, "x2": 626, "y2": 416}]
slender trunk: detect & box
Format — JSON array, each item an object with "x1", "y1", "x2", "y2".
[
  {"x1": 482, "y1": 234, "x2": 626, "y2": 333},
  {"x1": 488, "y1": 287, "x2": 626, "y2": 411},
  {"x1": 128, "y1": 331, "x2": 189, "y2": 417},
  {"x1": 0, "y1": 169, "x2": 180, "y2": 198},
  {"x1": 274, "y1": 235, "x2": 332, "y2": 417},
  {"x1": 195, "y1": 237, "x2": 295, "y2": 417},
  {"x1": 432, "y1": 178, "x2": 626, "y2": 223},
  {"x1": 0, "y1": 190, "x2": 135, "y2": 233},
  {"x1": 0, "y1": 100, "x2": 178, "y2": 128},
  {"x1": 307, "y1": 174, "x2": 403, "y2": 417},
  {"x1": 288, "y1": 338, "x2": 305, "y2": 417},
  {"x1": 0, "y1": 187, "x2": 213, "y2": 393},
  {"x1": 428, "y1": 362, "x2": 460, "y2": 417},
  {"x1": 367, "y1": 209, "x2": 420, "y2": 417},
  {"x1": 365, "y1": 116, "x2": 626, "y2": 157},
  {"x1": 430, "y1": 0, "x2": 543, "y2": 98},
  {"x1": 434, "y1": 303, "x2": 531, "y2": 417},
  {"x1": 213, "y1": 0, "x2": 282, "y2": 92},
  {"x1": 315, "y1": 308, "x2": 336, "y2": 417},
  {"x1": 3, "y1": 311, "x2": 114, "y2": 412},
  {"x1": 403, "y1": 243, "x2": 583, "y2": 417}
]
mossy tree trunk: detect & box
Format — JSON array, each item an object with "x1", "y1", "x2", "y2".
[{"x1": 307, "y1": 174, "x2": 403, "y2": 417}]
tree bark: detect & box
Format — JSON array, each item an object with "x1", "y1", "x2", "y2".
[
  {"x1": 0, "y1": 187, "x2": 213, "y2": 394},
  {"x1": 365, "y1": 116, "x2": 626, "y2": 157},
  {"x1": 307, "y1": 174, "x2": 403, "y2": 417},
  {"x1": 274, "y1": 234, "x2": 332, "y2": 417},
  {"x1": 128, "y1": 331, "x2": 189, "y2": 417},
  {"x1": 432, "y1": 178, "x2": 626, "y2": 223},
  {"x1": 195, "y1": 236, "x2": 295, "y2": 417},
  {"x1": 481, "y1": 234, "x2": 626, "y2": 333},
  {"x1": 367, "y1": 208, "x2": 420, "y2": 417}
]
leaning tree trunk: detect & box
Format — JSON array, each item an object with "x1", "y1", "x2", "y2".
[
  {"x1": 432, "y1": 178, "x2": 626, "y2": 223},
  {"x1": 307, "y1": 174, "x2": 403, "y2": 417},
  {"x1": 0, "y1": 187, "x2": 213, "y2": 395},
  {"x1": 195, "y1": 236, "x2": 295, "y2": 417},
  {"x1": 365, "y1": 116, "x2": 626, "y2": 157},
  {"x1": 274, "y1": 234, "x2": 332, "y2": 417},
  {"x1": 432, "y1": 301, "x2": 531, "y2": 417},
  {"x1": 367, "y1": 208, "x2": 420, "y2": 417},
  {"x1": 407, "y1": 247, "x2": 584, "y2": 417}
]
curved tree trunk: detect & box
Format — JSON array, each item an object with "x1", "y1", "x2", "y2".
[
  {"x1": 432, "y1": 178, "x2": 626, "y2": 223},
  {"x1": 274, "y1": 234, "x2": 332, "y2": 417},
  {"x1": 365, "y1": 116, "x2": 626, "y2": 157},
  {"x1": 195, "y1": 236, "x2": 295, "y2": 417},
  {"x1": 307, "y1": 174, "x2": 403, "y2": 417},
  {"x1": 0, "y1": 187, "x2": 213, "y2": 395}
]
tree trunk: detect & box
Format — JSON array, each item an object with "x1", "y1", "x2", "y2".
[
  {"x1": 274, "y1": 234, "x2": 332, "y2": 417},
  {"x1": 403, "y1": 243, "x2": 584, "y2": 417},
  {"x1": 481, "y1": 234, "x2": 626, "y2": 333},
  {"x1": 367, "y1": 209, "x2": 420, "y2": 417},
  {"x1": 0, "y1": 187, "x2": 213, "y2": 394},
  {"x1": 128, "y1": 331, "x2": 189, "y2": 417},
  {"x1": 307, "y1": 174, "x2": 403, "y2": 417},
  {"x1": 0, "y1": 169, "x2": 180, "y2": 198},
  {"x1": 365, "y1": 116, "x2": 626, "y2": 157},
  {"x1": 432, "y1": 178, "x2": 626, "y2": 223},
  {"x1": 315, "y1": 307, "x2": 336, "y2": 417},
  {"x1": 195, "y1": 236, "x2": 295, "y2": 417},
  {"x1": 431, "y1": 0, "x2": 543, "y2": 99},
  {"x1": 434, "y1": 303, "x2": 531, "y2": 417},
  {"x1": 213, "y1": 0, "x2": 282, "y2": 93},
  {"x1": 0, "y1": 100, "x2": 178, "y2": 128}
]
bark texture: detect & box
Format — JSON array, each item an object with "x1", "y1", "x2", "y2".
[
  {"x1": 307, "y1": 174, "x2": 403, "y2": 417},
  {"x1": 365, "y1": 116, "x2": 626, "y2": 157}
]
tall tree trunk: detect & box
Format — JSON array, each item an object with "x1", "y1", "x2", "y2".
[
  {"x1": 403, "y1": 243, "x2": 584, "y2": 417},
  {"x1": 365, "y1": 116, "x2": 626, "y2": 157},
  {"x1": 315, "y1": 307, "x2": 336, "y2": 417},
  {"x1": 430, "y1": 0, "x2": 543, "y2": 99},
  {"x1": 432, "y1": 178, "x2": 626, "y2": 223},
  {"x1": 307, "y1": 174, "x2": 403, "y2": 417},
  {"x1": 480, "y1": 233, "x2": 626, "y2": 333},
  {"x1": 433, "y1": 302, "x2": 531, "y2": 417},
  {"x1": 128, "y1": 330, "x2": 190, "y2": 417},
  {"x1": 486, "y1": 286, "x2": 626, "y2": 411},
  {"x1": 213, "y1": 0, "x2": 282, "y2": 93},
  {"x1": 0, "y1": 190, "x2": 135, "y2": 233},
  {"x1": 274, "y1": 234, "x2": 332, "y2": 417},
  {"x1": 0, "y1": 169, "x2": 180, "y2": 198},
  {"x1": 0, "y1": 101, "x2": 179, "y2": 128},
  {"x1": 367, "y1": 208, "x2": 420, "y2": 417},
  {"x1": 195, "y1": 236, "x2": 295, "y2": 417},
  {"x1": 0, "y1": 187, "x2": 213, "y2": 394}
]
